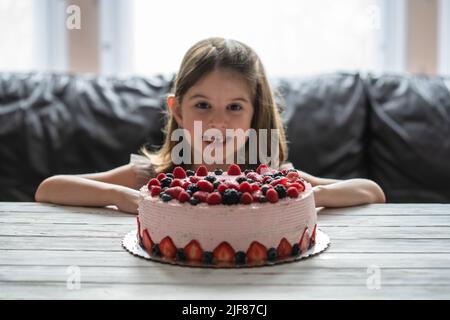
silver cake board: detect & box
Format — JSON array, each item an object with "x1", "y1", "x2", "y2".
[{"x1": 122, "y1": 229, "x2": 330, "y2": 268}]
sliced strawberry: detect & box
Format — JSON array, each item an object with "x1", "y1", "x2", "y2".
[
  {"x1": 227, "y1": 164, "x2": 241, "y2": 175},
  {"x1": 150, "y1": 185, "x2": 161, "y2": 197},
  {"x1": 266, "y1": 188, "x2": 279, "y2": 203},
  {"x1": 170, "y1": 179, "x2": 183, "y2": 188},
  {"x1": 193, "y1": 191, "x2": 209, "y2": 202},
  {"x1": 196, "y1": 165, "x2": 208, "y2": 176},
  {"x1": 183, "y1": 240, "x2": 204, "y2": 261},
  {"x1": 238, "y1": 181, "x2": 252, "y2": 193},
  {"x1": 256, "y1": 164, "x2": 269, "y2": 174},
  {"x1": 156, "y1": 173, "x2": 166, "y2": 181},
  {"x1": 207, "y1": 192, "x2": 222, "y2": 205},
  {"x1": 178, "y1": 191, "x2": 190, "y2": 203},
  {"x1": 159, "y1": 236, "x2": 177, "y2": 259},
  {"x1": 147, "y1": 178, "x2": 160, "y2": 190},
  {"x1": 165, "y1": 186, "x2": 184, "y2": 199},
  {"x1": 311, "y1": 224, "x2": 317, "y2": 245},
  {"x1": 246, "y1": 241, "x2": 268, "y2": 263},
  {"x1": 299, "y1": 228, "x2": 311, "y2": 252},
  {"x1": 277, "y1": 238, "x2": 292, "y2": 258},
  {"x1": 286, "y1": 186, "x2": 299, "y2": 198},
  {"x1": 173, "y1": 166, "x2": 187, "y2": 179},
  {"x1": 189, "y1": 176, "x2": 200, "y2": 183},
  {"x1": 240, "y1": 192, "x2": 253, "y2": 204},
  {"x1": 213, "y1": 242, "x2": 235, "y2": 262},
  {"x1": 197, "y1": 180, "x2": 214, "y2": 192},
  {"x1": 142, "y1": 229, "x2": 154, "y2": 255}
]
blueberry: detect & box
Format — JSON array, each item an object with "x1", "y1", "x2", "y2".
[
  {"x1": 267, "y1": 247, "x2": 277, "y2": 261},
  {"x1": 261, "y1": 186, "x2": 270, "y2": 195},
  {"x1": 291, "y1": 243, "x2": 300, "y2": 256},
  {"x1": 214, "y1": 169, "x2": 223, "y2": 175},
  {"x1": 247, "y1": 179, "x2": 254, "y2": 184},
  {"x1": 272, "y1": 172, "x2": 283, "y2": 178},
  {"x1": 160, "y1": 177, "x2": 173, "y2": 188},
  {"x1": 189, "y1": 197, "x2": 200, "y2": 206},
  {"x1": 244, "y1": 169, "x2": 253, "y2": 175},
  {"x1": 159, "y1": 192, "x2": 167, "y2": 198},
  {"x1": 213, "y1": 181, "x2": 220, "y2": 189},
  {"x1": 259, "y1": 196, "x2": 268, "y2": 203},
  {"x1": 186, "y1": 184, "x2": 199, "y2": 194},
  {"x1": 205, "y1": 175, "x2": 216, "y2": 183},
  {"x1": 274, "y1": 184, "x2": 287, "y2": 198},
  {"x1": 265, "y1": 178, "x2": 273, "y2": 184},
  {"x1": 186, "y1": 170, "x2": 195, "y2": 176},
  {"x1": 236, "y1": 176, "x2": 247, "y2": 184},
  {"x1": 235, "y1": 251, "x2": 246, "y2": 265},
  {"x1": 222, "y1": 189, "x2": 240, "y2": 205},
  {"x1": 161, "y1": 193, "x2": 172, "y2": 202},
  {"x1": 152, "y1": 244, "x2": 161, "y2": 256},
  {"x1": 176, "y1": 248, "x2": 186, "y2": 261},
  {"x1": 165, "y1": 173, "x2": 174, "y2": 179},
  {"x1": 203, "y1": 251, "x2": 214, "y2": 264}
]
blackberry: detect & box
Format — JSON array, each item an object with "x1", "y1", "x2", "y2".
[
  {"x1": 161, "y1": 193, "x2": 172, "y2": 202},
  {"x1": 152, "y1": 244, "x2": 161, "y2": 256},
  {"x1": 203, "y1": 251, "x2": 214, "y2": 264},
  {"x1": 261, "y1": 186, "x2": 270, "y2": 195},
  {"x1": 205, "y1": 175, "x2": 216, "y2": 183},
  {"x1": 176, "y1": 248, "x2": 186, "y2": 261},
  {"x1": 272, "y1": 171, "x2": 283, "y2": 178},
  {"x1": 267, "y1": 247, "x2": 277, "y2": 261},
  {"x1": 160, "y1": 177, "x2": 173, "y2": 188},
  {"x1": 186, "y1": 184, "x2": 199, "y2": 194},
  {"x1": 236, "y1": 176, "x2": 247, "y2": 184},
  {"x1": 214, "y1": 168, "x2": 223, "y2": 175},
  {"x1": 235, "y1": 251, "x2": 246, "y2": 265},
  {"x1": 186, "y1": 169, "x2": 195, "y2": 176},
  {"x1": 222, "y1": 189, "x2": 240, "y2": 205},
  {"x1": 291, "y1": 243, "x2": 300, "y2": 256},
  {"x1": 166, "y1": 173, "x2": 174, "y2": 179},
  {"x1": 244, "y1": 169, "x2": 253, "y2": 175},
  {"x1": 213, "y1": 181, "x2": 220, "y2": 189},
  {"x1": 189, "y1": 197, "x2": 200, "y2": 206},
  {"x1": 274, "y1": 184, "x2": 287, "y2": 198},
  {"x1": 259, "y1": 195, "x2": 268, "y2": 203}
]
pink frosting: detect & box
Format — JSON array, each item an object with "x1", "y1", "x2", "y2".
[{"x1": 138, "y1": 174, "x2": 317, "y2": 252}]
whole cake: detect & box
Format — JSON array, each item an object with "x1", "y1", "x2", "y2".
[{"x1": 137, "y1": 163, "x2": 317, "y2": 266}]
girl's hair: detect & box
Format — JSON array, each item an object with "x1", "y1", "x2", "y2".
[{"x1": 139, "y1": 37, "x2": 288, "y2": 174}]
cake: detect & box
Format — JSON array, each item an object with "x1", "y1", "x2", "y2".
[{"x1": 136, "y1": 163, "x2": 317, "y2": 266}]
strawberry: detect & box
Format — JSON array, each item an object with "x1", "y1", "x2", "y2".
[
  {"x1": 256, "y1": 164, "x2": 269, "y2": 174},
  {"x1": 311, "y1": 224, "x2": 317, "y2": 245},
  {"x1": 251, "y1": 183, "x2": 261, "y2": 192},
  {"x1": 286, "y1": 186, "x2": 299, "y2": 198},
  {"x1": 189, "y1": 176, "x2": 200, "y2": 183},
  {"x1": 150, "y1": 185, "x2": 161, "y2": 197},
  {"x1": 246, "y1": 241, "x2": 268, "y2": 263},
  {"x1": 170, "y1": 178, "x2": 183, "y2": 188},
  {"x1": 183, "y1": 240, "x2": 204, "y2": 261},
  {"x1": 240, "y1": 192, "x2": 253, "y2": 204},
  {"x1": 281, "y1": 169, "x2": 287, "y2": 175},
  {"x1": 197, "y1": 180, "x2": 214, "y2": 192},
  {"x1": 287, "y1": 182, "x2": 305, "y2": 192},
  {"x1": 262, "y1": 175, "x2": 272, "y2": 183},
  {"x1": 193, "y1": 191, "x2": 209, "y2": 202},
  {"x1": 178, "y1": 191, "x2": 190, "y2": 203},
  {"x1": 147, "y1": 178, "x2": 160, "y2": 190},
  {"x1": 277, "y1": 238, "x2": 292, "y2": 258},
  {"x1": 270, "y1": 177, "x2": 288, "y2": 186},
  {"x1": 266, "y1": 188, "x2": 279, "y2": 203},
  {"x1": 173, "y1": 166, "x2": 187, "y2": 179},
  {"x1": 246, "y1": 172, "x2": 262, "y2": 182},
  {"x1": 182, "y1": 181, "x2": 191, "y2": 190},
  {"x1": 238, "y1": 181, "x2": 252, "y2": 193},
  {"x1": 286, "y1": 171, "x2": 299, "y2": 180},
  {"x1": 227, "y1": 164, "x2": 241, "y2": 175},
  {"x1": 159, "y1": 236, "x2": 177, "y2": 259},
  {"x1": 156, "y1": 173, "x2": 166, "y2": 181},
  {"x1": 196, "y1": 165, "x2": 208, "y2": 176},
  {"x1": 217, "y1": 183, "x2": 228, "y2": 193},
  {"x1": 213, "y1": 242, "x2": 235, "y2": 262},
  {"x1": 299, "y1": 228, "x2": 311, "y2": 252},
  {"x1": 142, "y1": 229, "x2": 154, "y2": 255},
  {"x1": 165, "y1": 186, "x2": 184, "y2": 199},
  {"x1": 207, "y1": 192, "x2": 222, "y2": 205}
]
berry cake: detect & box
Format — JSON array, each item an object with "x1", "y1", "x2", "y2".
[{"x1": 136, "y1": 164, "x2": 317, "y2": 267}]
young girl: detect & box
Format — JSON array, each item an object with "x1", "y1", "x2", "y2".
[{"x1": 35, "y1": 37, "x2": 385, "y2": 214}]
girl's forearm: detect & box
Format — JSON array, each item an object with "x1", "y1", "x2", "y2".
[
  {"x1": 313, "y1": 179, "x2": 385, "y2": 208},
  {"x1": 35, "y1": 175, "x2": 121, "y2": 208}
]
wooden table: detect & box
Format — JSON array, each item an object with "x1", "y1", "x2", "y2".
[{"x1": 1, "y1": 202, "x2": 449, "y2": 299}]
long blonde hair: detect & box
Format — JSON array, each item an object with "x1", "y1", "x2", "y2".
[{"x1": 139, "y1": 37, "x2": 288, "y2": 174}]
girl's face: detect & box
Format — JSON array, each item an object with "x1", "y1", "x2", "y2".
[{"x1": 170, "y1": 68, "x2": 254, "y2": 170}]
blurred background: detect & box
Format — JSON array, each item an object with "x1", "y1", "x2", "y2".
[{"x1": 0, "y1": 0, "x2": 449, "y2": 77}]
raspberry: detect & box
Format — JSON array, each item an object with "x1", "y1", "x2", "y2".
[
  {"x1": 207, "y1": 192, "x2": 222, "y2": 205},
  {"x1": 196, "y1": 165, "x2": 208, "y2": 176},
  {"x1": 173, "y1": 166, "x2": 187, "y2": 179},
  {"x1": 156, "y1": 173, "x2": 166, "y2": 181},
  {"x1": 238, "y1": 181, "x2": 252, "y2": 193},
  {"x1": 178, "y1": 191, "x2": 190, "y2": 203},
  {"x1": 251, "y1": 190, "x2": 262, "y2": 202},
  {"x1": 266, "y1": 188, "x2": 279, "y2": 203},
  {"x1": 227, "y1": 164, "x2": 241, "y2": 175},
  {"x1": 150, "y1": 185, "x2": 161, "y2": 197},
  {"x1": 170, "y1": 179, "x2": 183, "y2": 188},
  {"x1": 193, "y1": 191, "x2": 209, "y2": 202},
  {"x1": 240, "y1": 192, "x2": 253, "y2": 204},
  {"x1": 217, "y1": 183, "x2": 228, "y2": 193},
  {"x1": 274, "y1": 184, "x2": 287, "y2": 198},
  {"x1": 147, "y1": 178, "x2": 160, "y2": 189},
  {"x1": 197, "y1": 180, "x2": 214, "y2": 192},
  {"x1": 287, "y1": 186, "x2": 299, "y2": 198}
]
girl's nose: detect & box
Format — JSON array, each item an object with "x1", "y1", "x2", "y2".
[{"x1": 207, "y1": 109, "x2": 228, "y2": 130}]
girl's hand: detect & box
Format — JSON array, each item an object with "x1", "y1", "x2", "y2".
[{"x1": 113, "y1": 186, "x2": 141, "y2": 214}]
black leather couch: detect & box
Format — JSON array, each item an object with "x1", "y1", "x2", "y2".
[{"x1": 1, "y1": 72, "x2": 449, "y2": 203}]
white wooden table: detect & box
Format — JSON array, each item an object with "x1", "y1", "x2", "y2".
[{"x1": 1, "y1": 202, "x2": 450, "y2": 299}]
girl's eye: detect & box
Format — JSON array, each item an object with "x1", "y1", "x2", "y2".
[
  {"x1": 194, "y1": 102, "x2": 210, "y2": 109},
  {"x1": 227, "y1": 104, "x2": 242, "y2": 111}
]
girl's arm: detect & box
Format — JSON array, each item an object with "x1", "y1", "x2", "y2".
[{"x1": 34, "y1": 164, "x2": 142, "y2": 214}]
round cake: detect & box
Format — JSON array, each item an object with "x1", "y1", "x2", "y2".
[{"x1": 137, "y1": 163, "x2": 317, "y2": 266}]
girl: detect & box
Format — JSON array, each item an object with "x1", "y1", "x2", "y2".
[{"x1": 35, "y1": 37, "x2": 385, "y2": 214}]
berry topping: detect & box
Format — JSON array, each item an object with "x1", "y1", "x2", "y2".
[
  {"x1": 265, "y1": 188, "x2": 279, "y2": 203},
  {"x1": 170, "y1": 179, "x2": 183, "y2": 188},
  {"x1": 246, "y1": 172, "x2": 262, "y2": 183},
  {"x1": 152, "y1": 244, "x2": 161, "y2": 256},
  {"x1": 274, "y1": 184, "x2": 287, "y2": 198},
  {"x1": 147, "y1": 178, "x2": 160, "y2": 189},
  {"x1": 165, "y1": 186, "x2": 184, "y2": 199},
  {"x1": 142, "y1": 229, "x2": 154, "y2": 255},
  {"x1": 236, "y1": 176, "x2": 247, "y2": 184},
  {"x1": 205, "y1": 175, "x2": 216, "y2": 183},
  {"x1": 213, "y1": 242, "x2": 236, "y2": 263},
  {"x1": 178, "y1": 191, "x2": 190, "y2": 203},
  {"x1": 259, "y1": 195, "x2": 268, "y2": 203},
  {"x1": 186, "y1": 183, "x2": 200, "y2": 194},
  {"x1": 299, "y1": 228, "x2": 311, "y2": 252},
  {"x1": 235, "y1": 251, "x2": 246, "y2": 265},
  {"x1": 197, "y1": 180, "x2": 214, "y2": 192},
  {"x1": 214, "y1": 168, "x2": 223, "y2": 175},
  {"x1": 196, "y1": 165, "x2": 208, "y2": 176},
  {"x1": 256, "y1": 164, "x2": 270, "y2": 174},
  {"x1": 287, "y1": 186, "x2": 299, "y2": 198},
  {"x1": 217, "y1": 183, "x2": 228, "y2": 193},
  {"x1": 227, "y1": 164, "x2": 241, "y2": 175},
  {"x1": 222, "y1": 189, "x2": 240, "y2": 205},
  {"x1": 173, "y1": 166, "x2": 187, "y2": 179},
  {"x1": 251, "y1": 190, "x2": 262, "y2": 202},
  {"x1": 189, "y1": 197, "x2": 200, "y2": 206},
  {"x1": 182, "y1": 181, "x2": 191, "y2": 190},
  {"x1": 238, "y1": 181, "x2": 252, "y2": 193},
  {"x1": 291, "y1": 243, "x2": 300, "y2": 256},
  {"x1": 165, "y1": 173, "x2": 174, "y2": 179},
  {"x1": 207, "y1": 192, "x2": 222, "y2": 205},
  {"x1": 192, "y1": 191, "x2": 209, "y2": 202},
  {"x1": 176, "y1": 248, "x2": 186, "y2": 261},
  {"x1": 160, "y1": 177, "x2": 172, "y2": 188},
  {"x1": 246, "y1": 241, "x2": 268, "y2": 263},
  {"x1": 159, "y1": 236, "x2": 177, "y2": 259},
  {"x1": 213, "y1": 181, "x2": 220, "y2": 189},
  {"x1": 267, "y1": 247, "x2": 277, "y2": 261},
  {"x1": 203, "y1": 251, "x2": 214, "y2": 264},
  {"x1": 160, "y1": 193, "x2": 172, "y2": 202},
  {"x1": 186, "y1": 169, "x2": 195, "y2": 176},
  {"x1": 150, "y1": 185, "x2": 161, "y2": 197},
  {"x1": 184, "y1": 240, "x2": 204, "y2": 261},
  {"x1": 240, "y1": 192, "x2": 253, "y2": 205},
  {"x1": 251, "y1": 183, "x2": 261, "y2": 192},
  {"x1": 277, "y1": 238, "x2": 292, "y2": 258},
  {"x1": 288, "y1": 181, "x2": 305, "y2": 192},
  {"x1": 286, "y1": 170, "x2": 300, "y2": 180},
  {"x1": 189, "y1": 176, "x2": 200, "y2": 183},
  {"x1": 156, "y1": 173, "x2": 166, "y2": 181}
]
